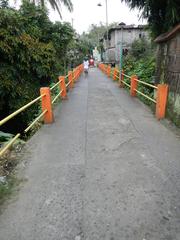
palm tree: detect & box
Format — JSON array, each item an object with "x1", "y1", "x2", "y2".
[
  {"x1": 121, "y1": 0, "x2": 180, "y2": 37},
  {"x1": 32, "y1": 0, "x2": 73, "y2": 18}
]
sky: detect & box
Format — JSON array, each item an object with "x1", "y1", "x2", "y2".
[{"x1": 48, "y1": 0, "x2": 147, "y2": 34}]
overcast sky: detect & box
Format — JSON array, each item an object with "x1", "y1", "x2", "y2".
[{"x1": 48, "y1": 0, "x2": 147, "y2": 34}]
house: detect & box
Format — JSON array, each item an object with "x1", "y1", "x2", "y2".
[
  {"x1": 100, "y1": 22, "x2": 149, "y2": 63},
  {"x1": 154, "y1": 24, "x2": 180, "y2": 126},
  {"x1": 93, "y1": 47, "x2": 101, "y2": 62}
]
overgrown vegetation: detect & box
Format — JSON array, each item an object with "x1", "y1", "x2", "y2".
[
  {"x1": 80, "y1": 22, "x2": 119, "y2": 59},
  {"x1": 0, "y1": 139, "x2": 24, "y2": 206},
  {"x1": 166, "y1": 94, "x2": 180, "y2": 128},
  {"x1": 0, "y1": 1, "x2": 90, "y2": 136},
  {"x1": 123, "y1": 38, "x2": 156, "y2": 106}
]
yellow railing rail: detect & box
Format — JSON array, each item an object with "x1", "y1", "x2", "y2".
[
  {"x1": 52, "y1": 90, "x2": 63, "y2": 104},
  {"x1": 134, "y1": 78, "x2": 158, "y2": 89},
  {"x1": 122, "y1": 73, "x2": 131, "y2": 79},
  {"x1": 135, "y1": 89, "x2": 156, "y2": 103},
  {"x1": 50, "y1": 81, "x2": 59, "y2": 91},
  {"x1": 98, "y1": 63, "x2": 168, "y2": 120},
  {"x1": 0, "y1": 64, "x2": 84, "y2": 158},
  {"x1": 24, "y1": 110, "x2": 48, "y2": 133},
  {"x1": 0, "y1": 95, "x2": 45, "y2": 127},
  {"x1": 122, "y1": 80, "x2": 131, "y2": 88},
  {"x1": 0, "y1": 133, "x2": 20, "y2": 157}
]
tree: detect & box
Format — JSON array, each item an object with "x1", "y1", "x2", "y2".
[
  {"x1": 83, "y1": 22, "x2": 119, "y2": 48},
  {"x1": 0, "y1": 0, "x2": 8, "y2": 8},
  {"x1": 7, "y1": 0, "x2": 73, "y2": 18},
  {"x1": 121, "y1": 0, "x2": 180, "y2": 37},
  {"x1": 0, "y1": 2, "x2": 75, "y2": 133},
  {"x1": 38, "y1": 0, "x2": 73, "y2": 18}
]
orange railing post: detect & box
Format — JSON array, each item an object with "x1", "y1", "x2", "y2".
[
  {"x1": 76, "y1": 67, "x2": 79, "y2": 81},
  {"x1": 75, "y1": 68, "x2": 78, "y2": 81},
  {"x1": 119, "y1": 69, "x2": 124, "y2": 88},
  {"x1": 77, "y1": 67, "x2": 79, "y2": 79},
  {"x1": 69, "y1": 71, "x2": 73, "y2": 88},
  {"x1": 79, "y1": 66, "x2": 81, "y2": 77},
  {"x1": 130, "y1": 75, "x2": 138, "y2": 97},
  {"x1": 40, "y1": 87, "x2": 54, "y2": 124},
  {"x1": 113, "y1": 68, "x2": 117, "y2": 81},
  {"x1": 79, "y1": 65, "x2": 81, "y2": 77},
  {"x1": 73, "y1": 69, "x2": 75, "y2": 82},
  {"x1": 155, "y1": 84, "x2": 168, "y2": 120},
  {"x1": 104, "y1": 64, "x2": 106, "y2": 74},
  {"x1": 77, "y1": 67, "x2": 79, "y2": 80},
  {"x1": 102, "y1": 64, "x2": 104, "y2": 72},
  {"x1": 107, "y1": 65, "x2": 111, "y2": 77},
  {"x1": 59, "y1": 76, "x2": 67, "y2": 99}
]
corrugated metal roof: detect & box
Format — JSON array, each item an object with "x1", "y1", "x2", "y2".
[{"x1": 154, "y1": 24, "x2": 180, "y2": 43}]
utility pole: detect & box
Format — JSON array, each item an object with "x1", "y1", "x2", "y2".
[
  {"x1": 119, "y1": 26, "x2": 123, "y2": 75},
  {"x1": 105, "y1": 0, "x2": 108, "y2": 63},
  {"x1": 97, "y1": 1, "x2": 109, "y2": 62}
]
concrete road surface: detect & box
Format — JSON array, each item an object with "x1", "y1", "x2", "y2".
[{"x1": 0, "y1": 68, "x2": 180, "y2": 240}]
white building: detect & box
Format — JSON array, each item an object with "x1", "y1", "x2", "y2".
[
  {"x1": 93, "y1": 47, "x2": 101, "y2": 62},
  {"x1": 100, "y1": 22, "x2": 149, "y2": 63}
]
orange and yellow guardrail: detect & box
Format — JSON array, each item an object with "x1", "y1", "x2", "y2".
[
  {"x1": 0, "y1": 64, "x2": 83, "y2": 157},
  {"x1": 98, "y1": 63, "x2": 168, "y2": 120}
]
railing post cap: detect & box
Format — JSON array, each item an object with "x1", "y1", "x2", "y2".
[
  {"x1": 40, "y1": 87, "x2": 50, "y2": 90},
  {"x1": 157, "y1": 83, "x2": 168, "y2": 87}
]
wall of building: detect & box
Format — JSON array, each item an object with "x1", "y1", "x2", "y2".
[
  {"x1": 155, "y1": 32, "x2": 180, "y2": 127},
  {"x1": 103, "y1": 27, "x2": 149, "y2": 63},
  {"x1": 114, "y1": 28, "x2": 148, "y2": 47}
]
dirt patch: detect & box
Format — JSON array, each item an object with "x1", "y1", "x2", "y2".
[{"x1": 0, "y1": 142, "x2": 24, "y2": 206}]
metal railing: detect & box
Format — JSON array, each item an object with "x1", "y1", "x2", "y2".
[
  {"x1": 0, "y1": 95, "x2": 45, "y2": 127},
  {"x1": 0, "y1": 64, "x2": 83, "y2": 158},
  {"x1": 98, "y1": 63, "x2": 168, "y2": 120}
]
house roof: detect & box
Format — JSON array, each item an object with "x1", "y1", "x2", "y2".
[
  {"x1": 154, "y1": 24, "x2": 180, "y2": 43},
  {"x1": 99, "y1": 23, "x2": 147, "y2": 41},
  {"x1": 108, "y1": 24, "x2": 147, "y2": 34},
  {"x1": 106, "y1": 24, "x2": 148, "y2": 39}
]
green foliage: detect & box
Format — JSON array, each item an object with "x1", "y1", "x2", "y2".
[
  {"x1": 121, "y1": 0, "x2": 180, "y2": 37},
  {"x1": 0, "y1": 131, "x2": 13, "y2": 143},
  {"x1": 130, "y1": 38, "x2": 151, "y2": 59},
  {"x1": 166, "y1": 94, "x2": 180, "y2": 128},
  {"x1": 65, "y1": 36, "x2": 93, "y2": 69},
  {"x1": 0, "y1": 2, "x2": 75, "y2": 134},
  {"x1": 0, "y1": 0, "x2": 8, "y2": 8},
  {"x1": 20, "y1": 0, "x2": 73, "y2": 18},
  {"x1": 45, "y1": 0, "x2": 73, "y2": 18},
  {"x1": 81, "y1": 22, "x2": 119, "y2": 49},
  {"x1": 84, "y1": 23, "x2": 107, "y2": 48},
  {"x1": 123, "y1": 40, "x2": 156, "y2": 106}
]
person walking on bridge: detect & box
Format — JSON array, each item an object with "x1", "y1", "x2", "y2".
[{"x1": 83, "y1": 57, "x2": 89, "y2": 74}]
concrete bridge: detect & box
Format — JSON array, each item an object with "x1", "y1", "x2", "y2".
[{"x1": 0, "y1": 68, "x2": 180, "y2": 240}]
